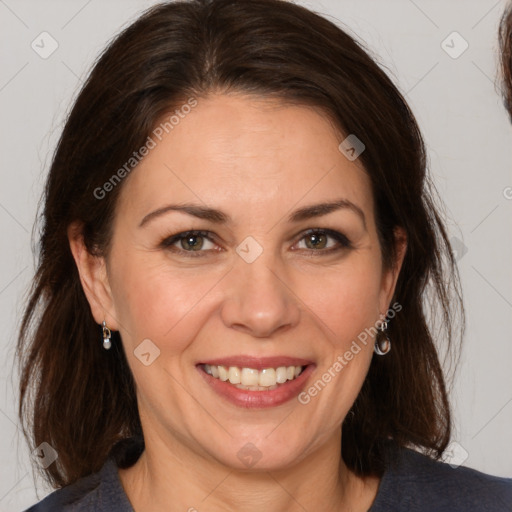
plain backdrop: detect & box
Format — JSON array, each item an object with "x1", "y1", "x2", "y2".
[{"x1": 1, "y1": 0, "x2": 511, "y2": 510}]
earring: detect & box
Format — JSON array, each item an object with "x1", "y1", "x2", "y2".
[
  {"x1": 102, "y1": 321, "x2": 112, "y2": 350},
  {"x1": 374, "y1": 320, "x2": 391, "y2": 356}
]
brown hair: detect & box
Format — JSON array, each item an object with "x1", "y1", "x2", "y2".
[
  {"x1": 17, "y1": 0, "x2": 464, "y2": 488},
  {"x1": 500, "y1": 3, "x2": 512, "y2": 119}
]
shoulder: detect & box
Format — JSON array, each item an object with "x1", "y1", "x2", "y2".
[
  {"x1": 371, "y1": 444, "x2": 512, "y2": 512},
  {"x1": 24, "y1": 436, "x2": 143, "y2": 511},
  {"x1": 23, "y1": 457, "x2": 134, "y2": 512}
]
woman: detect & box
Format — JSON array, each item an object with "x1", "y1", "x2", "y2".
[{"x1": 17, "y1": 0, "x2": 511, "y2": 510}]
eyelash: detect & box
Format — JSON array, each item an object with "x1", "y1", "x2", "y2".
[{"x1": 159, "y1": 228, "x2": 352, "y2": 258}]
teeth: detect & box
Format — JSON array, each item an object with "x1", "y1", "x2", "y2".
[
  {"x1": 235, "y1": 383, "x2": 278, "y2": 391},
  {"x1": 228, "y1": 366, "x2": 241, "y2": 384},
  {"x1": 258, "y1": 368, "x2": 275, "y2": 387},
  {"x1": 276, "y1": 366, "x2": 288, "y2": 383},
  {"x1": 241, "y1": 368, "x2": 259, "y2": 386},
  {"x1": 218, "y1": 366, "x2": 229, "y2": 381},
  {"x1": 203, "y1": 364, "x2": 304, "y2": 389}
]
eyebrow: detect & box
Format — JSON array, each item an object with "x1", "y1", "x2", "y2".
[
  {"x1": 139, "y1": 204, "x2": 230, "y2": 227},
  {"x1": 288, "y1": 199, "x2": 366, "y2": 229},
  {"x1": 139, "y1": 198, "x2": 366, "y2": 229}
]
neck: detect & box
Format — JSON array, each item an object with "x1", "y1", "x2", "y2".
[{"x1": 118, "y1": 426, "x2": 379, "y2": 512}]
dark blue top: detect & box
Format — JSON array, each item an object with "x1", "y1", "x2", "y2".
[{"x1": 24, "y1": 438, "x2": 512, "y2": 511}]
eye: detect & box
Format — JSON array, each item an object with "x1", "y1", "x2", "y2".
[
  {"x1": 294, "y1": 229, "x2": 351, "y2": 253},
  {"x1": 159, "y1": 228, "x2": 351, "y2": 258},
  {"x1": 160, "y1": 230, "x2": 219, "y2": 255}
]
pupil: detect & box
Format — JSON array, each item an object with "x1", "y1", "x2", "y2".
[
  {"x1": 307, "y1": 233, "x2": 326, "y2": 249},
  {"x1": 183, "y1": 235, "x2": 203, "y2": 250}
]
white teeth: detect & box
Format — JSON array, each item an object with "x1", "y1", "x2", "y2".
[
  {"x1": 276, "y1": 366, "x2": 288, "y2": 383},
  {"x1": 235, "y1": 383, "x2": 278, "y2": 391},
  {"x1": 258, "y1": 368, "x2": 276, "y2": 387},
  {"x1": 203, "y1": 364, "x2": 305, "y2": 389},
  {"x1": 241, "y1": 368, "x2": 259, "y2": 386},
  {"x1": 218, "y1": 366, "x2": 229, "y2": 381},
  {"x1": 228, "y1": 366, "x2": 240, "y2": 384}
]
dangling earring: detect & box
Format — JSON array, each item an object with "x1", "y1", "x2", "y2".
[
  {"x1": 374, "y1": 319, "x2": 391, "y2": 355},
  {"x1": 102, "y1": 321, "x2": 112, "y2": 350}
]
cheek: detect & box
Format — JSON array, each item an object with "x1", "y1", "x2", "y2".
[
  {"x1": 294, "y1": 256, "x2": 383, "y2": 344},
  {"x1": 110, "y1": 237, "x2": 383, "y2": 356},
  {"x1": 110, "y1": 253, "x2": 226, "y2": 353}
]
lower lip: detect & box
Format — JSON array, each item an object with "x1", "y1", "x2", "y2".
[{"x1": 197, "y1": 364, "x2": 316, "y2": 408}]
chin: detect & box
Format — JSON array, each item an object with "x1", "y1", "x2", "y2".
[{"x1": 204, "y1": 431, "x2": 313, "y2": 472}]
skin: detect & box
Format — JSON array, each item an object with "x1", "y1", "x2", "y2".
[{"x1": 69, "y1": 93, "x2": 407, "y2": 512}]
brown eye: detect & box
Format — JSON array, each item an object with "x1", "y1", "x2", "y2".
[
  {"x1": 295, "y1": 229, "x2": 352, "y2": 253},
  {"x1": 304, "y1": 232, "x2": 328, "y2": 249},
  {"x1": 180, "y1": 234, "x2": 205, "y2": 251},
  {"x1": 160, "y1": 230, "x2": 218, "y2": 255}
]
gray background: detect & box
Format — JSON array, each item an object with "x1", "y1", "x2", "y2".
[{"x1": 1, "y1": 0, "x2": 511, "y2": 509}]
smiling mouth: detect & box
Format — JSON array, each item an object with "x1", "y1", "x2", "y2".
[{"x1": 201, "y1": 364, "x2": 306, "y2": 391}]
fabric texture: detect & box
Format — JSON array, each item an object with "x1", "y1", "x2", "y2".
[{"x1": 24, "y1": 437, "x2": 512, "y2": 511}]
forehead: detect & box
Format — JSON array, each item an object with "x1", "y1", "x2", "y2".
[{"x1": 116, "y1": 93, "x2": 374, "y2": 223}]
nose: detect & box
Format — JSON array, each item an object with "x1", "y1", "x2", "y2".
[{"x1": 220, "y1": 252, "x2": 301, "y2": 338}]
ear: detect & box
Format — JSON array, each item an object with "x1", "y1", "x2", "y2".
[
  {"x1": 379, "y1": 226, "x2": 407, "y2": 315},
  {"x1": 67, "y1": 221, "x2": 119, "y2": 330}
]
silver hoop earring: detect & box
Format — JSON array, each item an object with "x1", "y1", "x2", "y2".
[
  {"x1": 374, "y1": 320, "x2": 391, "y2": 356},
  {"x1": 102, "y1": 321, "x2": 112, "y2": 350}
]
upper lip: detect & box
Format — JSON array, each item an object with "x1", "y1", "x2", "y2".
[{"x1": 198, "y1": 356, "x2": 314, "y2": 370}]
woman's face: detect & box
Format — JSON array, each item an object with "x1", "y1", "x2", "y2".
[{"x1": 84, "y1": 93, "x2": 405, "y2": 471}]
